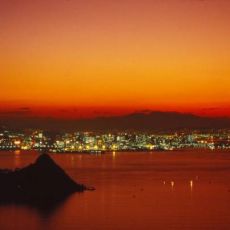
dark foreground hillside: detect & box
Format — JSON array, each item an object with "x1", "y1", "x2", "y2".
[{"x1": 0, "y1": 154, "x2": 86, "y2": 205}]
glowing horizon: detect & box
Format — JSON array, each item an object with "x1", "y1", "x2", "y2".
[{"x1": 1, "y1": 0, "x2": 230, "y2": 118}]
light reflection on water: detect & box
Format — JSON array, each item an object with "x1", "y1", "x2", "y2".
[
  {"x1": 190, "y1": 180, "x2": 194, "y2": 191},
  {"x1": 0, "y1": 150, "x2": 230, "y2": 229}
]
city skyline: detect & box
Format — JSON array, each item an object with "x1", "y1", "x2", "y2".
[
  {"x1": 1, "y1": 0, "x2": 230, "y2": 119},
  {"x1": 1, "y1": 128, "x2": 229, "y2": 152}
]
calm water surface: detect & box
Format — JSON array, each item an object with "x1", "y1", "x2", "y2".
[{"x1": 0, "y1": 150, "x2": 230, "y2": 230}]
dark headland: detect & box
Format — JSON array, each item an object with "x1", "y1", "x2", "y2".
[{"x1": 0, "y1": 154, "x2": 88, "y2": 205}]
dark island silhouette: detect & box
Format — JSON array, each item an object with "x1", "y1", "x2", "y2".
[{"x1": 0, "y1": 154, "x2": 88, "y2": 205}]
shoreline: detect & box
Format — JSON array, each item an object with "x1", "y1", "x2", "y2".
[{"x1": 1, "y1": 148, "x2": 230, "y2": 154}]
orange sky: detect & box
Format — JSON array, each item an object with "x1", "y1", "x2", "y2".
[{"x1": 1, "y1": 0, "x2": 230, "y2": 118}]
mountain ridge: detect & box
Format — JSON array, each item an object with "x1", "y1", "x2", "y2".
[{"x1": 1, "y1": 111, "x2": 230, "y2": 132}]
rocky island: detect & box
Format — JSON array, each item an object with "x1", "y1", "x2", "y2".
[{"x1": 0, "y1": 154, "x2": 87, "y2": 205}]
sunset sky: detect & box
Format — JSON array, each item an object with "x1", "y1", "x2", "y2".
[{"x1": 1, "y1": 0, "x2": 230, "y2": 118}]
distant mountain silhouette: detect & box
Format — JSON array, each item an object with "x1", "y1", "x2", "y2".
[
  {"x1": 1, "y1": 111, "x2": 230, "y2": 132},
  {"x1": 0, "y1": 154, "x2": 86, "y2": 204}
]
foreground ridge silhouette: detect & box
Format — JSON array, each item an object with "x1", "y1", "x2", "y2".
[{"x1": 0, "y1": 154, "x2": 88, "y2": 204}]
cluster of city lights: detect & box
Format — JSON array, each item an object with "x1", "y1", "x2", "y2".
[{"x1": 0, "y1": 129, "x2": 230, "y2": 153}]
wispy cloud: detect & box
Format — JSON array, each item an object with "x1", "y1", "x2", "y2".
[{"x1": 0, "y1": 108, "x2": 31, "y2": 116}]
